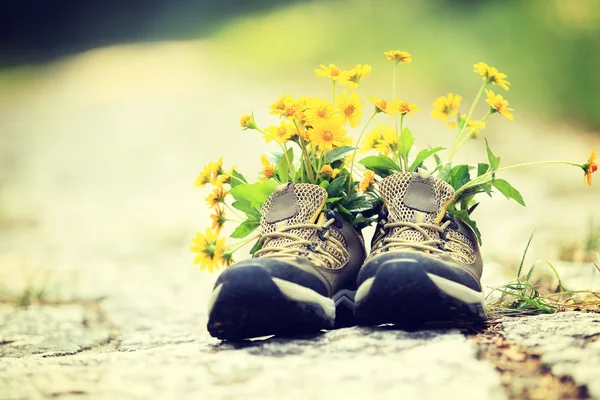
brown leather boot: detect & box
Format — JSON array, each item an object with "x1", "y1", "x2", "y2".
[
  {"x1": 207, "y1": 182, "x2": 366, "y2": 340},
  {"x1": 354, "y1": 171, "x2": 486, "y2": 327}
]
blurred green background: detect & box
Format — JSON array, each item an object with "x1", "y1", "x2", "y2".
[{"x1": 3, "y1": 0, "x2": 600, "y2": 127}]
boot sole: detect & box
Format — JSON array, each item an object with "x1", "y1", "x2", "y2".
[
  {"x1": 207, "y1": 265, "x2": 335, "y2": 340},
  {"x1": 354, "y1": 258, "x2": 486, "y2": 328}
]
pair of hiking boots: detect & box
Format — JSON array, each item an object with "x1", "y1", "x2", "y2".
[{"x1": 207, "y1": 171, "x2": 486, "y2": 340}]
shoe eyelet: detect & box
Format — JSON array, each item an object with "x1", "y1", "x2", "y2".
[
  {"x1": 317, "y1": 229, "x2": 328, "y2": 241},
  {"x1": 325, "y1": 210, "x2": 343, "y2": 229}
]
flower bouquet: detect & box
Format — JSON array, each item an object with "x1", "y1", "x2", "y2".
[{"x1": 191, "y1": 50, "x2": 597, "y2": 272}]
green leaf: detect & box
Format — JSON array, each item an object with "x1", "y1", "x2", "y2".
[
  {"x1": 230, "y1": 170, "x2": 247, "y2": 189},
  {"x1": 343, "y1": 196, "x2": 373, "y2": 213},
  {"x1": 359, "y1": 155, "x2": 401, "y2": 178},
  {"x1": 229, "y1": 180, "x2": 278, "y2": 208},
  {"x1": 325, "y1": 197, "x2": 343, "y2": 204},
  {"x1": 327, "y1": 175, "x2": 347, "y2": 198},
  {"x1": 485, "y1": 138, "x2": 501, "y2": 171},
  {"x1": 335, "y1": 204, "x2": 353, "y2": 218},
  {"x1": 477, "y1": 163, "x2": 490, "y2": 176},
  {"x1": 450, "y1": 165, "x2": 470, "y2": 190},
  {"x1": 319, "y1": 180, "x2": 329, "y2": 189},
  {"x1": 230, "y1": 220, "x2": 260, "y2": 239},
  {"x1": 409, "y1": 147, "x2": 445, "y2": 172},
  {"x1": 398, "y1": 128, "x2": 415, "y2": 159},
  {"x1": 276, "y1": 148, "x2": 293, "y2": 183},
  {"x1": 325, "y1": 146, "x2": 355, "y2": 164},
  {"x1": 249, "y1": 238, "x2": 263, "y2": 255},
  {"x1": 448, "y1": 209, "x2": 482, "y2": 245},
  {"x1": 493, "y1": 179, "x2": 526, "y2": 206},
  {"x1": 232, "y1": 199, "x2": 261, "y2": 219}
]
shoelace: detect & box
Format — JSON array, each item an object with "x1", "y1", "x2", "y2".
[
  {"x1": 253, "y1": 218, "x2": 349, "y2": 268},
  {"x1": 379, "y1": 220, "x2": 452, "y2": 254}
]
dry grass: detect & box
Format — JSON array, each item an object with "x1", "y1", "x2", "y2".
[{"x1": 486, "y1": 230, "x2": 600, "y2": 318}]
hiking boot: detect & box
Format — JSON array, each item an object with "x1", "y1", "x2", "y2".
[
  {"x1": 207, "y1": 182, "x2": 366, "y2": 340},
  {"x1": 354, "y1": 170, "x2": 486, "y2": 327}
]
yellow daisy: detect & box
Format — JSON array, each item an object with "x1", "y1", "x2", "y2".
[
  {"x1": 308, "y1": 119, "x2": 350, "y2": 151},
  {"x1": 431, "y1": 93, "x2": 462, "y2": 123},
  {"x1": 340, "y1": 64, "x2": 372, "y2": 88},
  {"x1": 190, "y1": 228, "x2": 226, "y2": 273},
  {"x1": 314, "y1": 64, "x2": 343, "y2": 81},
  {"x1": 240, "y1": 114, "x2": 257, "y2": 130},
  {"x1": 369, "y1": 96, "x2": 396, "y2": 116},
  {"x1": 358, "y1": 170, "x2": 375, "y2": 192},
  {"x1": 205, "y1": 187, "x2": 228, "y2": 208},
  {"x1": 210, "y1": 207, "x2": 227, "y2": 233},
  {"x1": 485, "y1": 90, "x2": 514, "y2": 120},
  {"x1": 336, "y1": 90, "x2": 364, "y2": 128},
  {"x1": 320, "y1": 165, "x2": 334, "y2": 175},
  {"x1": 260, "y1": 155, "x2": 276, "y2": 182},
  {"x1": 375, "y1": 124, "x2": 398, "y2": 155},
  {"x1": 270, "y1": 94, "x2": 292, "y2": 116},
  {"x1": 264, "y1": 120, "x2": 296, "y2": 144},
  {"x1": 391, "y1": 99, "x2": 420, "y2": 117},
  {"x1": 304, "y1": 98, "x2": 336, "y2": 125},
  {"x1": 384, "y1": 50, "x2": 412, "y2": 64},
  {"x1": 448, "y1": 114, "x2": 486, "y2": 138},
  {"x1": 193, "y1": 163, "x2": 213, "y2": 188},
  {"x1": 474, "y1": 62, "x2": 510, "y2": 91},
  {"x1": 583, "y1": 149, "x2": 597, "y2": 186}
]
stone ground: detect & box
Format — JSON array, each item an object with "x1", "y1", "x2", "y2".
[{"x1": 1, "y1": 41, "x2": 599, "y2": 399}]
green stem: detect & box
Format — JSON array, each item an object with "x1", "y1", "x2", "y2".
[
  {"x1": 223, "y1": 171, "x2": 246, "y2": 185},
  {"x1": 293, "y1": 120, "x2": 316, "y2": 183},
  {"x1": 282, "y1": 142, "x2": 296, "y2": 182},
  {"x1": 257, "y1": 127, "x2": 295, "y2": 182},
  {"x1": 398, "y1": 114, "x2": 406, "y2": 171},
  {"x1": 457, "y1": 81, "x2": 487, "y2": 144},
  {"x1": 348, "y1": 111, "x2": 377, "y2": 192},
  {"x1": 454, "y1": 111, "x2": 492, "y2": 150},
  {"x1": 223, "y1": 203, "x2": 244, "y2": 220},
  {"x1": 439, "y1": 82, "x2": 487, "y2": 179},
  {"x1": 332, "y1": 80, "x2": 337, "y2": 105},
  {"x1": 438, "y1": 160, "x2": 584, "y2": 220},
  {"x1": 392, "y1": 61, "x2": 397, "y2": 100},
  {"x1": 229, "y1": 233, "x2": 261, "y2": 253}
]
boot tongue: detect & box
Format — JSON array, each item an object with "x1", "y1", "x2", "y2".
[
  {"x1": 379, "y1": 171, "x2": 454, "y2": 241},
  {"x1": 260, "y1": 182, "x2": 328, "y2": 246}
]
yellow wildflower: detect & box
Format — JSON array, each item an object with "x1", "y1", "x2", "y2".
[
  {"x1": 473, "y1": 62, "x2": 510, "y2": 91},
  {"x1": 210, "y1": 207, "x2": 227, "y2": 233},
  {"x1": 270, "y1": 94, "x2": 292, "y2": 116},
  {"x1": 190, "y1": 228, "x2": 226, "y2": 273},
  {"x1": 360, "y1": 128, "x2": 383, "y2": 153},
  {"x1": 314, "y1": 64, "x2": 343, "y2": 81},
  {"x1": 369, "y1": 96, "x2": 396, "y2": 116},
  {"x1": 583, "y1": 149, "x2": 597, "y2": 186},
  {"x1": 222, "y1": 251, "x2": 235, "y2": 267},
  {"x1": 194, "y1": 163, "x2": 213, "y2": 188},
  {"x1": 391, "y1": 99, "x2": 420, "y2": 117},
  {"x1": 340, "y1": 64, "x2": 372, "y2": 88},
  {"x1": 331, "y1": 168, "x2": 341, "y2": 178},
  {"x1": 260, "y1": 155, "x2": 276, "y2": 183},
  {"x1": 376, "y1": 124, "x2": 398, "y2": 155},
  {"x1": 304, "y1": 98, "x2": 336, "y2": 125},
  {"x1": 240, "y1": 114, "x2": 257, "y2": 130},
  {"x1": 282, "y1": 96, "x2": 303, "y2": 120},
  {"x1": 448, "y1": 114, "x2": 486, "y2": 138},
  {"x1": 320, "y1": 165, "x2": 334, "y2": 175},
  {"x1": 214, "y1": 166, "x2": 235, "y2": 187},
  {"x1": 336, "y1": 90, "x2": 364, "y2": 128},
  {"x1": 308, "y1": 119, "x2": 350, "y2": 151},
  {"x1": 358, "y1": 170, "x2": 375, "y2": 192},
  {"x1": 431, "y1": 93, "x2": 462, "y2": 123},
  {"x1": 384, "y1": 50, "x2": 412, "y2": 64},
  {"x1": 264, "y1": 120, "x2": 296, "y2": 143},
  {"x1": 205, "y1": 187, "x2": 228, "y2": 208},
  {"x1": 485, "y1": 90, "x2": 514, "y2": 120}
]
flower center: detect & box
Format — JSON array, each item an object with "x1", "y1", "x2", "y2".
[
  {"x1": 398, "y1": 102, "x2": 410, "y2": 113},
  {"x1": 322, "y1": 130, "x2": 334, "y2": 141},
  {"x1": 277, "y1": 127, "x2": 287, "y2": 137},
  {"x1": 317, "y1": 107, "x2": 328, "y2": 118},
  {"x1": 344, "y1": 105, "x2": 355, "y2": 116},
  {"x1": 275, "y1": 101, "x2": 286, "y2": 111}
]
